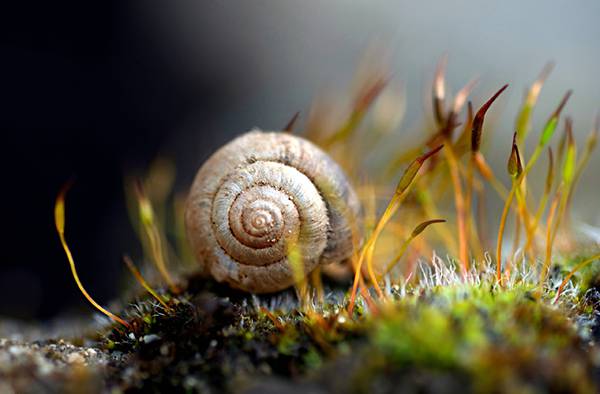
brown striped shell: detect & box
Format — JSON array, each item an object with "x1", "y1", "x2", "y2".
[{"x1": 184, "y1": 130, "x2": 362, "y2": 293}]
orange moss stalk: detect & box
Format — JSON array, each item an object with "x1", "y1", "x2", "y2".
[
  {"x1": 134, "y1": 181, "x2": 180, "y2": 294},
  {"x1": 443, "y1": 143, "x2": 469, "y2": 274},
  {"x1": 540, "y1": 191, "x2": 562, "y2": 286},
  {"x1": 123, "y1": 255, "x2": 172, "y2": 312},
  {"x1": 548, "y1": 124, "x2": 577, "y2": 253},
  {"x1": 324, "y1": 73, "x2": 389, "y2": 147},
  {"x1": 55, "y1": 184, "x2": 130, "y2": 329},
  {"x1": 415, "y1": 185, "x2": 459, "y2": 255},
  {"x1": 496, "y1": 133, "x2": 523, "y2": 283},
  {"x1": 496, "y1": 91, "x2": 572, "y2": 282},
  {"x1": 512, "y1": 71, "x2": 554, "y2": 241},
  {"x1": 310, "y1": 268, "x2": 325, "y2": 303},
  {"x1": 259, "y1": 307, "x2": 286, "y2": 332},
  {"x1": 475, "y1": 186, "x2": 490, "y2": 252},
  {"x1": 553, "y1": 253, "x2": 600, "y2": 303},
  {"x1": 564, "y1": 116, "x2": 598, "y2": 223},
  {"x1": 466, "y1": 85, "x2": 509, "y2": 264},
  {"x1": 348, "y1": 145, "x2": 443, "y2": 314},
  {"x1": 472, "y1": 152, "x2": 509, "y2": 200},
  {"x1": 524, "y1": 148, "x2": 554, "y2": 254},
  {"x1": 381, "y1": 219, "x2": 446, "y2": 276},
  {"x1": 432, "y1": 74, "x2": 481, "y2": 274}
]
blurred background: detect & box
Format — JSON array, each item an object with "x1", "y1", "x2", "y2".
[{"x1": 1, "y1": 0, "x2": 599, "y2": 320}]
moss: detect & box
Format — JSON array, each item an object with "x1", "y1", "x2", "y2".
[
  {"x1": 79, "y1": 265, "x2": 597, "y2": 393},
  {"x1": 370, "y1": 285, "x2": 596, "y2": 393},
  {"x1": 4, "y1": 261, "x2": 596, "y2": 392}
]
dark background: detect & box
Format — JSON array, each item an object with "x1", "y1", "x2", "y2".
[
  {"x1": 2, "y1": 1, "x2": 600, "y2": 320},
  {"x1": 0, "y1": 2, "x2": 240, "y2": 319}
]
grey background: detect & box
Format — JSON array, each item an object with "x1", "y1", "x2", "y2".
[{"x1": 149, "y1": 0, "x2": 600, "y2": 219}]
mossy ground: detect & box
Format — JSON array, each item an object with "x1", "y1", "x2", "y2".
[
  {"x1": 55, "y1": 256, "x2": 597, "y2": 394},
  {"x1": 2, "y1": 257, "x2": 599, "y2": 393}
]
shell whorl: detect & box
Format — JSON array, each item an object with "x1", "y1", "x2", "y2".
[{"x1": 185, "y1": 130, "x2": 361, "y2": 293}]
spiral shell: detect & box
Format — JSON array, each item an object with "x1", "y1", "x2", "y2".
[{"x1": 185, "y1": 129, "x2": 361, "y2": 293}]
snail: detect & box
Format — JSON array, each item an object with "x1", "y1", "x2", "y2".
[{"x1": 184, "y1": 129, "x2": 362, "y2": 293}]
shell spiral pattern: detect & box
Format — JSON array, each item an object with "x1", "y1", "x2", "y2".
[{"x1": 185, "y1": 130, "x2": 362, "y2": 293}]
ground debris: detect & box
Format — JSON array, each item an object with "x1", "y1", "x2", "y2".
[{"x1": 0, "y1": 337, "x2": 113, "y2": 394}]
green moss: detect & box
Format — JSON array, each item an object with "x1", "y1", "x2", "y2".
[
  {"x1": 368, "y1": 284, "x2": 596, "y2": 393},
  {"x1": 90, "y1": 265, "x2": 600, "y2": 393}
]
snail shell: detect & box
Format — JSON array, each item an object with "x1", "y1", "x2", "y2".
[{"x1": 184, "y1": 129, "x2": 362, "y2": 293}]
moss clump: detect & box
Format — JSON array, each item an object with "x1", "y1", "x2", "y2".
[
  {"x1": 371, "y1": 287, "x2": 596, "y2": 393},
  {"x1": 100, "y1": 277, "x2": 365, "y2": 392},
  {"x1": 89, "y1": 264, "x2": 600, "y2": 394}
]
